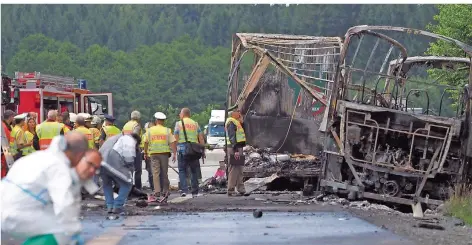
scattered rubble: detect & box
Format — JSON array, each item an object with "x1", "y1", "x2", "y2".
[
  {"x1": 243, "y1": 146, "x2": 321, "y2": 176},
  {"x1": 244, "y1": 174, "x2": 279, "y2": 193}
]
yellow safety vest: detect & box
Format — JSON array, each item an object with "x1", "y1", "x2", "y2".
[
  {"x1": 177, "y1": 118, "x2": 199, "y2": 143},
  {"x1": 102, "y1": 125, "x2": 121, "y2": 140},
  {"x1": 10, "y1": 125, "x2": 23, "y2": 155},
  {"x1": 225, "y1": 117, "x2": 246, "y2": 144},
  {"x1": 147, "y1": 125, "x2": 171, "y2": 154},
  {"x1": 122, "y1": 120, "x2": 141, "y2": 136},
  {"x1": 22, "y1": 131, "x2": 36, "y2": 155},
  {"x1": 36, "y1": 121, "x2": 63, "y2": 150},
  {"x1": 60, "y1": 123, "x2": 70, "y2": 133},
  {"x1": 140, "y1": 128, "x2": 149, "y2": 149},
  {"x1": 75, "y1": 126, "x2": 95, "y2": 149}
]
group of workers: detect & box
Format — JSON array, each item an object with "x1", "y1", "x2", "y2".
[{"x1": 0, "y1": 106, "x2": 248, "y2": 244}]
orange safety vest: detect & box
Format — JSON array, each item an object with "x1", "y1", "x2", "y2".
[{"x1": 36, "y1": 121, "x2": 63, "y2": 150}]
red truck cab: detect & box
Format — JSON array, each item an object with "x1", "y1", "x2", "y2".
[{"x1": 13, "y1": 71, "x2": 113, "y2": 123}]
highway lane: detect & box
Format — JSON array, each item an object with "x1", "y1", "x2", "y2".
[{"x1": 81, "y1": 211, "x2": 415, "y2": 245}]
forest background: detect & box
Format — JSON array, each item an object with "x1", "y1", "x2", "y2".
[{"x1": 2, "y1": 4, "x2": 471, "y2": 126}]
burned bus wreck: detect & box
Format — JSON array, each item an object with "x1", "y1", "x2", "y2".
[
  {"x1": 226, "y1": 33, "x2": 342, "y2": 191},
  {"x1": 319, "y1": 26, "x2": 472, "y2": 211}
]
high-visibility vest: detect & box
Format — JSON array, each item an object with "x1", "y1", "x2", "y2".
[
  {"x1": 225, "y1": 117, "x2": 246, "y2": 145},
  {"x1": 10, "y1": 125, "x2": 23, "y2": 155},
  {"x1": 176, "y1": 118, "x2": 199, "y2": 143},
  {"x1": 75, "y1": 126, "x2": 95, "y2": 149},
  {"x1": 122, "y1": 120, "x2": 141, "y2": 136},
  {"x1": 90, "y1": 128, "x2": 100, "y2": 144},
  {"x1": 22, "y1": 131, "x2": 35, "y2": 156},
  {"x1": 60, "y1": 123, "x2": 70, "y2": 133},
  {"x1": 140, "y1": 128, "x2": 148, "y2": 149},
  {"x1": 102, "y1": 125, "x2": 121, "y2": 140},
  {"x1": 36, "y1": 121, "x2": 62, "y2": 150},
  {"x1": 147, "y1": 125, "x2": 172, "y2": 154}
]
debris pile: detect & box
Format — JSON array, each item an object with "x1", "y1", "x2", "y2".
[
  {"x1": 200, "y1": 167, "x2": 228, "y2": 193},
  {"x1": 243, "y1": 146, "x2": 321, "y2": 177}
]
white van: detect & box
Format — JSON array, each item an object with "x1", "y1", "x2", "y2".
[{"x1": 205, "y1": 110, "x2": 226, "y2": 149}]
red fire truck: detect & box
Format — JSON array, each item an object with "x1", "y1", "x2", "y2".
[{"x1": 13, "y1": 71, "x2": 113, "y2": 123}]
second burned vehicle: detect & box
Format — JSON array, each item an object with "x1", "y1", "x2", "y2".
[
  {"x1": 226, "y1": 25, "x2": 472, "y2": 210},
  {"x1": 319, "y1": 26, "x2": 472, "y2": 210}
]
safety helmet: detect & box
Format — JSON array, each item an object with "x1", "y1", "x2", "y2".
[
  {"x1": 91, "y1": 115, "x2": 102, "y2": 125},
  {"x1": 78, "y1": 113, "x2": 92, "y2": 121},
  {"x1": 154, "y1": 112, "x2": 167, "y2": 120},
  {"x1": 69, "y1": 113, "x2": 78, "y2": 123}
]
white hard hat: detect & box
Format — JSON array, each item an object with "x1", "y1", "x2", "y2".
[
  {"x1": 154, "y1": 112, "x2": 167, "y2": 120},
  {"x1": 91, "y1": 115, "x2": 102, "y2": 125},
  {"x1": 77, "y1": 113, "x2": 91, "y2": 119},
  {"x1": 77, "y1": 113, "x2": 92, "y2": 121},
  {"x1": 69, "y1": 113, "x2": 77, "y2": 123}
]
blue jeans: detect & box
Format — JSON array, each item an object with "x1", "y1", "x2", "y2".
[
  {"x1": 177, "y1": 152, "x2": 199, "y2": 195},
  {"x1": 101, "y1": 169, "x2": 132, "y2": 209}
]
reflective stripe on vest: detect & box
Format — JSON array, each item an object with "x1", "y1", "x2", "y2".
[
  {"x1": 36, "y1": 122, "x2": 62, "y2": 150},
  {"x1": 90, "y1": 128, "x2": 100, "y2": 143},
  {"x1": 10, "y1": 126, "x2": 22, "y2": 155},
  {"x1": 122, "y1": 121, "x2": 141, "y2": 136},
  {"x1": 147, "y1": 125, "x2": 171, "y2": 154},
  {"x1": 177, "y1": 118, "x2": 198, "y2": 143},
  {"x1": 103, "y1": 125, "x2": 121, "y2": 139},
  {"x1": 75, "y1": 126, "x2": 94, "y2": 149},
  {"x1": 225, "y1": 117, "x2": 246, "y2": 144},
  {"x1": 23, "y1": 131, "x2": 36, "y2": 155}
]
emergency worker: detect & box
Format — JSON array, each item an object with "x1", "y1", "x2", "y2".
[
  {"x1": 144, "y1": 112, "x2": 177, "y2": 202},
  {"x1": 122, "y1": 110, "x2": 143, "y2": 190},
  {"x1": 99, "y1": 114, "x2": 121, "y2": 146},
  {"x1": 225, "y1": 109, "x2": 247, "y2": 196},
  {"x1": 174, "y1": 108, "x2": 205, "y2": 197},
  {"x1": 1, "y1": 132, "x2": 99, "y2": 245},
  {"x1": 142, "y1": 121, "x2": 155, "y2": 191},
  {"x1": 34, "y1": 110, "x2": 65, "y2": 150},
  {"x1": 69, "y1": 113, "x2": 78, "y2": 129},
  {"x1": 74, "y1": 116, "x2": 95, "y2": 149},
  {"x1": 3, "y1": 109, "x2": 16, "y2": 155},
  {"x1": 99, "y1": 132, "x2": 140, "y2": 214},
  {"x1": 11, "y1": 113, "x2": 31, "y2": 160},
  {"x1": 61, "y1": 111, "x2": 73, "y2": 130},
  {"x1": 2, "y1": 110, "x2": 16, "y2": 178},
  {"x1": 89, "y1": 116, "x2": 101, "y2": 149},
  {"x1": 56, "y1": 110, "x2": 71, "y2": 134},
  {"x1": 22, "y1": 116, "x2": 36, "y2": 156}
]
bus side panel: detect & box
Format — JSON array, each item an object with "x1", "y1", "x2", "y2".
[{"x1": 17, "y1": 91, "x2": 40, "y2": 124}]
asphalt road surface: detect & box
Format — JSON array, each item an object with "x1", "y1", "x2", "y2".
[
  {"x1": 141, "y1": 149, "x2": 224, "y2": 187},
  {"x1": 82, "y1": 212, "x2": 414, "y2": 245}
]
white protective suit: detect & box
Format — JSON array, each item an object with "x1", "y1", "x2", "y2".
[{"x1": 1, "y1": 136, "x2": 94, "y2": 245}]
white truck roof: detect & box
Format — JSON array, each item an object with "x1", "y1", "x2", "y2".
[{"x1": 209, "y1": 110, "x2": 225, "y2": 124}]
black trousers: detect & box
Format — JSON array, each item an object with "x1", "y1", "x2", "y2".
[{"x1": 134, "y1": 149, "x2": 143, "y2": 189}]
